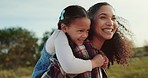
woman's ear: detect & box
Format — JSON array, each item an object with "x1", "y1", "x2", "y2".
[{"x1": 61, "y1": 23, "x2": 67, "y2": 32}]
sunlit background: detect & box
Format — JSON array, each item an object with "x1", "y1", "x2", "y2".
[
  {"x1": 1, "y1": 0, "x2": 148, "y2": 78},
  {"x1": 0, "y1": 0, "x2": 148, "y2": 47}
]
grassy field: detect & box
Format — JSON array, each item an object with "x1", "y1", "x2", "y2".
[
  {"x1": 107, "y1": 56, "x2": 148, "y2": 78},
  {"x1": 0, "y1": 67, "x2": 33, "y2": 78},
  {"x1": 0, "y1": 56, "x2": 148, "y2": 78}
]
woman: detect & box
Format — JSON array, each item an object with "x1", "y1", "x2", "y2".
[
  {"x1": 68, "y1": 2, "x2": 133, "y2": 78},
  {"x1": 87, "y1": 2, "x2": 132, "y2": 68},
  {"x1": 75, "y1": 2, "x2": 133, "y2": 78}
]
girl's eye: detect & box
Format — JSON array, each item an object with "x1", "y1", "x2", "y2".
[
  {"x1": 87, "y1": 30, "x2": 89, "y2": 33},
  {"x1": 112, "y1": 17, "x2": 116, "y2": 21},
  {"x1": 78, "y1": 30, "x2": 84, "y2": 32}
]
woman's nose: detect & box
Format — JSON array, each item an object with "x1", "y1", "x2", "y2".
[{"x1": 106, "y1": 19, "x2": 113, "y2": 26}]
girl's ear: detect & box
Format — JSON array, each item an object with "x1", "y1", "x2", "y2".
[{"x1": 61, "y1": 23, "x2": 67, "y2": 32}]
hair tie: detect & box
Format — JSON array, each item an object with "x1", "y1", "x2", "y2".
[{"x1": 60, "y1": 10, "x2": 65, "y2": 20}]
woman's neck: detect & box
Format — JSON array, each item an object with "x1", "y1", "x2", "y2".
[{"x1": 90, "y1": 36, "x2": 105, "y2": 50}]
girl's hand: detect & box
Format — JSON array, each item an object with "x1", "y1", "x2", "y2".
[
  {"x1": 91, "y1": 54, "x2": 105, "y2": 69},
  {"x1": 101, "y1": 55, "x2": 109, "y2": 69}
]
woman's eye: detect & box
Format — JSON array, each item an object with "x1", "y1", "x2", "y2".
[{"x1": 100, "y1": 16, "x2": 106, "y2": 19}]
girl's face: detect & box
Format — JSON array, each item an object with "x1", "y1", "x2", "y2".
[
  {"x1": 93, "y1": 5, "x2": 118, "y2": 41},
  {"x1": 62, "y1": 17, "x2": 90, "y2": 46}
]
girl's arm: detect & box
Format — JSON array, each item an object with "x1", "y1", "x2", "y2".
[
  {"x1": 54, "y1": 30, "x2": 92, "y2": 74},
  {"x1": 45, "y1": 30, "x2": 102, "y2": 74}
]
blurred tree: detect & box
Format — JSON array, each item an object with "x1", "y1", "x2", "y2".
[
  {"x1": 144, "y1": 46, "x2": 148, "y2": 52},
  {"x1": 144, "y1": 40, "x2": 148, "y2": 53},
  {"x1": 38, "y1": 29, "x2": 55, "y2": 52},
  {"x1": 35, "y1": 28, "x2": 55, "y2": 63},
  {"x1": 0, "y1": 27, "x2": 38, "y2": 69}
]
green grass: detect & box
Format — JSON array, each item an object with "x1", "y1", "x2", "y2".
[
  {"x1": 0, "y1": 67, "x2": 33, "y2": 78},
  {"x1": 107, "y1": 56, "x2": 148, "y2": 78},
  {"x1": 0, "y1": 56, "x2": 148, "y2": 78}
]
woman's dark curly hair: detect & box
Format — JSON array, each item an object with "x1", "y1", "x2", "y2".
[{"x1": 87, "y1": 2, "x2": 133, "y2": 67}]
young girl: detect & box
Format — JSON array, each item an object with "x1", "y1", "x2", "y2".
[{"x1": 32, "y1": 5, "x2": 107, "y2": 78}]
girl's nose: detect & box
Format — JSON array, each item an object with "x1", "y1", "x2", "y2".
[{"x1": 82, "y1": 32, "x2": 88, "y2": 38}]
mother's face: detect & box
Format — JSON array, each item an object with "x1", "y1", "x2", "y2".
[{"x1": 93, "y1": 5, "x2": 118, "y2": 40}]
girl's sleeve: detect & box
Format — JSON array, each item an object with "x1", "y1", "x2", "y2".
[
  {"x1": 54, "y1": 30, "x2": 92, "y2": 74},
  {"x1": 45, "y1": 30, "x2": 60, "y2": 54}
]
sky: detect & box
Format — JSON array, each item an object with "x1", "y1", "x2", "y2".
[{"x1": 0, "y1": 0, "x2": 148, "y2": 47}]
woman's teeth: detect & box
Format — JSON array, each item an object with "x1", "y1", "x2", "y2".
[{"x1": 103, "y1": 29, "x2": 113, "y2": 32}]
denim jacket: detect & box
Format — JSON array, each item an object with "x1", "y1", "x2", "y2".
[{"x1": 32, "y1": 45, "x2": 51, "y2": 78}]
